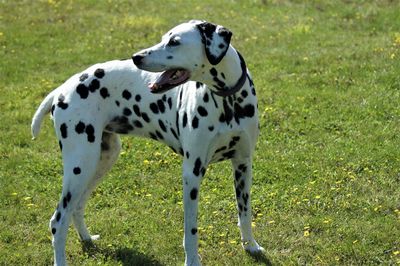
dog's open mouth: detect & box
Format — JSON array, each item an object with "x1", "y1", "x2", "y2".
[{"x1": 148, "y1": 69, "x2": 190, "y2": 93}]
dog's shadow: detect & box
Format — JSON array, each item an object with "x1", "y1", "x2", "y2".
[
  {"x1": 248, "y1": 250, "x2": 273, "y2": 266},
  {"x1": 82, "y1": 241, "x2": 272, "y2": 266},
  {"x1": 82, "y1": 241, "x2": 164, "y2": 266}
]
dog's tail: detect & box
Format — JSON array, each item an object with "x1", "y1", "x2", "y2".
[{"x1": 31, "y1": 91, "x2": 55, "y2": 139}]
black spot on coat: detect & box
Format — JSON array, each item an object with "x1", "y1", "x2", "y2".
[
  {"x1": 100, "y1": 87, "x2": 110, "y2": 98},
  {"x1": 210, "y1": 68, "x2": 218, "y2": 76},
  {"x1": 75, "y1": 121, "x2": 85, "y2": 134},
  {"x1": 238, "y1": 164, "x2": 247, "y2": 172},
  {"x1": 157, "y1": 100, "x2": 165, "y2": 113},
  {"x1": 60, "y1": 123, "x2": 68, "y2": 139},
  {"x1": 190, "y1": 188, "x2": 198, "y2": 200},
  {"x1": 242, "y1": 193, "x2": 249, "y2": 206},
  {"x1": 66, "y1": 192, "x2": 72, "y2": 201},
  {"x1": 192, "y1": 116, "x2": 199, "y2": 129},
  {"x1": 234, "y1": 103, "x2": 255, "y2": 123},
  {"x1": 203, "y1": 93, "x2": 209, "y2": 102},
  {"x1": 85, "y1": 124, "x2": 95, "y2": 142},
  {"x1": 150, "y1": 103, "x2": 159, "y2": 114},
  {"x1": 141, "y1": 112, "x2": 150, "y2": 123},
  {"x1": 94, "y1": 68, "x2": 105, "y2": 79},
  {"x1": 88, "y1": 79, "x2": 100, "y2": 92},
  {"x1": 178, "y1": 90, "x2": 183, "y2": 108},
  {"x1": 76, "y1": 84, "x2": 89, "y2": 99},
  {"x1": 56, "y1": 212, "x2": 61, "y2": 222},
  {"x1": 197, "y1": 106, "x2": 208, "y2": 117},
  {"x1": 223, "y1": 99, "x2": 233, "y2": 124},
  {"x1": 123, "y1": 108, "x2": 132, "y2": 116},
  {"x1": 182, "y1": 112, "x2": 188, "y2": 128},
  {"x1": 175, "y1": 112, "x2": 180, "y2": 136},
  {"x1": 235, "y1": 170, "x2": 241, "y2": 181},
  {"x1": 73, "y1": 167, "x2": 81, "y2": 175},
  {"x1": 63, "y1": 197, "x2": 68, "y2": 208},
  {"x1": 122, "y1": 90, "x2": 132, "y2": 100},
  {"x1": 133, "y1": 105, "x2": 141, "y2": 117},
  {"x1": 158, "y1": 120, "x2": 167, "y2": 132},
  {"x1": 57, "y1": 101, "x2": 68, "y2": 110},
  {"x1": 149, "y1": 132, "x2": 157, "y2": 140},
  {"x1": 167, "y1": 97, "x2": 172, "y2": 109},
  {"x1": 215, "y1": 146, "x2": 227, "y2": 153},
  {"x1": 155, "y1": 130, "x2": 164, "y2": 139},
  {"x1": 223, "y1": 150, "x2": 235, "y2": 159},
  {"x1": 133, "y1": 120, "x2": 143, "y2": 128},
  {"x1": 170, "y1": 128, "x2": 179, "y2": 140},
  {"x1": 63, "y1": 191, "x2": 72, "y2": 208},
  {"x1": 236, "y1": 187, "x2": 241, "y2": 198},
  {"x1": 193, "y1": 158, "x2": 202, "y2": 176}
]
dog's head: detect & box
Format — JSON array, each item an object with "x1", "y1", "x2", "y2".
[{"x1": 132, "y1": 20, "x2": 232, "y2": 93}]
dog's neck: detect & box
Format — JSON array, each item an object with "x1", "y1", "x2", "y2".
[{"x1": 200, "y1": 47, "x2": 247, "y2": 97}]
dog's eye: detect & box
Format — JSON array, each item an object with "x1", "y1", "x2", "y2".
[{"x1": 168, "y1": 37, "x2": 180, "y2": 46}]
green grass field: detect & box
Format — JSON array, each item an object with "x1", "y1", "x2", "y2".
[{"x1": 1, "y1": 0, "x2": 399, "y2": 265}]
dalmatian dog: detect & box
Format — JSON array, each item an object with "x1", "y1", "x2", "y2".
[{"x1": 31, "y1": 20, "x2": 263, "y2": 266}]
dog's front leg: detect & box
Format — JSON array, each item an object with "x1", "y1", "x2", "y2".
[{"x1": 182, "y1": 158, "x2": 205, "y2": 266}]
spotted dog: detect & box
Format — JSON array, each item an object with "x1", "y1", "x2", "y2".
[{"x1": 32, "y1": 20, "x2": 263, "y2": 266}]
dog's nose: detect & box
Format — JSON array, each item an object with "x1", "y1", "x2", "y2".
[{"x1": 132, "y1": 54, "x2": 144, "y2": 66}]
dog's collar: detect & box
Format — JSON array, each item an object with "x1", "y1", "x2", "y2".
[{"x1": 213, "y1": 51, "x2": 247, "y2": 97}]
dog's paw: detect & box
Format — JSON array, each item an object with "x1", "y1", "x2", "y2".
[
  {"x1": 242, "y1": 240, "x2": 265, "y2": 254},
  {"x1": 81, "y1": 234, "x2": 100, "y2": 242},
  {"x1": 90, "y1": 234, "x2": 100, "y2": 241}
]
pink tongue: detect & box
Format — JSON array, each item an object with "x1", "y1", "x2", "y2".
[
  {"x1": 148, "y1": 70, "x2": 176, "y2": 91},
  {"x1": 148, "y1": 69, "x2": 190, "y2": 91},
  {"x1": 148, "y1": 83, "x2": 158, "y2": 91}
]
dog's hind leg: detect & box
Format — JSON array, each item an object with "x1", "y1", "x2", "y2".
[
  {"x1": 49, "y1": 124, "x2": 103, "y2": 266},
  {"x1": 72, "y1": 132, "x2": 121, "y2": 242},
  {"x1": 232, "y1": 157, "x2": 264, "y2": 254}
]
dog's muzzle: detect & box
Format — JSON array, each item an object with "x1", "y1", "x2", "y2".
[{"x1": 132, "y1": 52, "x2": 191, "y2": 94}]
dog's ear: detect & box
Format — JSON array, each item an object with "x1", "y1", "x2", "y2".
[{"x1": 196, "y1": 22, "x2": 232, "y2": 65}]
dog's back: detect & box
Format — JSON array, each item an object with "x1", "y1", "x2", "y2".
[{"x1": 32, "y1": 59, "x2": 258, "y2": 161}]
